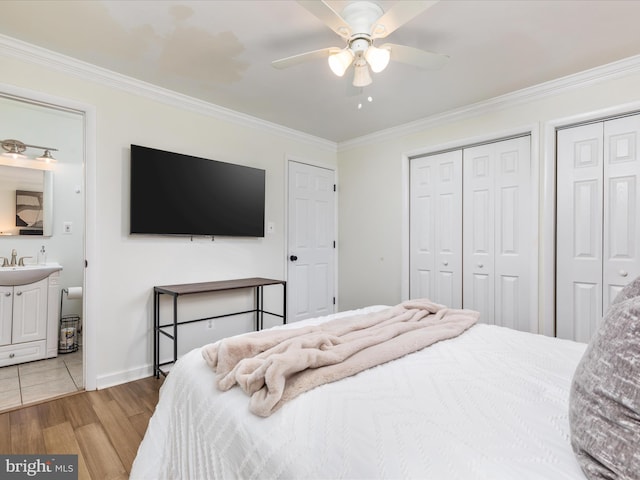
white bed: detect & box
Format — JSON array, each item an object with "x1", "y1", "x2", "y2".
[{"x1": 131, "y1": 305, "x2": 588, "y2": 479}]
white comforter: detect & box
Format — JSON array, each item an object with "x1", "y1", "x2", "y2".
[{"x1": 131, "y1": 306, "x2": 588, "y2": 479}]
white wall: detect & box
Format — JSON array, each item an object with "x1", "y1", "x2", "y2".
[
  {"x1": 0, "y1": 45, "x2": 336, "y2": 387},
  {"x1": 337, "y1": 59, "x2": 640, "y2": 330}
]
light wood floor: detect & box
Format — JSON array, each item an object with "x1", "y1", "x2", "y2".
[{"x1": 0, "y1": 376, "x2": 163, "y2": 480}]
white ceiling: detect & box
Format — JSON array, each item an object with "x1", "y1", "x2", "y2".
[{"x1": 2, "y1": 0, "x2": 640, "y2": 143}]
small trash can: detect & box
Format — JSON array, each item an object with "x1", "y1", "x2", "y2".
[{"x1": 59, "y1": 315, "x2": 80, "y2": 354}]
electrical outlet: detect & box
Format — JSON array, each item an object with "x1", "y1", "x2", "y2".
[
  {"x1": 207, "y1": 320, "x2": 213, "y2": 329},
  {"x1": 63, "y1": 222, "x2": 72, "y2": 234}
]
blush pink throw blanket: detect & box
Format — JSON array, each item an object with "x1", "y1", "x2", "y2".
[{"x1": 202, "y1": 299, "x2": 479, "y2": 416}]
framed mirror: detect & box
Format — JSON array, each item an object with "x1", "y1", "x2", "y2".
[{"x1": 0, "y1": 165, "x2": 52, "y2": 236}]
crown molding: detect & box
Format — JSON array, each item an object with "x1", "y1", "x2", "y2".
[
  {"x1": 4, "y1": 33, "x2": 640, "y2": 155},
  {"x1": 338, "y1": 54, "x2": 640, "y2": 152},
  {"x1": 0, "y1": 34, "x2": 337, "y2": 153}
]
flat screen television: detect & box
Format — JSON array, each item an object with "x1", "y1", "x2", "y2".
[{"x1": 130, "y1": 145, "x2": 265, "y2": 237}]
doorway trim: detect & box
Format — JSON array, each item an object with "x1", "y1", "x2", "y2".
[{"x1": 0, "y1": 82, "x2": 97, "y2": 390}]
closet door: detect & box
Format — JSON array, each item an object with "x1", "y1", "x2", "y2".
[
  {"x1": 603, "y1": 115, "x2": 640, "y2": 305},
  {"x1": 556, "y1": 123, "x2": 604, "y2": 342},
  {"x1": 463, "y1": 136, "x2": 531, "y2": 330},
  {"x1": 557, "y1": 115, "x2": 640, "y2": 342},
  {"x1": 409, "y1": 150, "x2": 462, "y2": 307}
]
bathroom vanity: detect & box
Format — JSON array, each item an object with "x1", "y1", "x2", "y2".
[{"x1": 0, "y1": 264, "x2": 62, "y2": 367}]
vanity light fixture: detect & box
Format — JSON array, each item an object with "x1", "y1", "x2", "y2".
[
  {"x1": 1, "y1": 139, "x2": 57, "y2": 162},
  {"x1": 2, "y1": 139, "x2": 26, "y2": 159},
  {"x1": 36, "y1": 149, "x2": 57, "y2": 163}
]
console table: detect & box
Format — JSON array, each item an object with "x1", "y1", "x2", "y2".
[{"x1": 153, "y1": 277, "x2": 286, "y2": 378}]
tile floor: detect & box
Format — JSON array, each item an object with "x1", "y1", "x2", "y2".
[{"x1": 0, "y1": 349, "x2": 83, "y2": 412}]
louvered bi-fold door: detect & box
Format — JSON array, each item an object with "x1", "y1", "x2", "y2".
[
  {"x1": 409, "y1": 150, "x2": 463, "y2": 307},
  {"x1": 557, "y1": 115, "x2": 640, "y2": 342},
  {"x1": 462, "y1": 136, "x2": 532, "y2": 330}
]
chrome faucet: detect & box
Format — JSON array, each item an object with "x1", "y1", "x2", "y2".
[{"x1": 9, "y1": 249, "x2": 17, "y2": 267}]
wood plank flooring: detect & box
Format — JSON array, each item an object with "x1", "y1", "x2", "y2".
[{"x1": 1, "y1": 376, "x2": 163, "y2": 480}]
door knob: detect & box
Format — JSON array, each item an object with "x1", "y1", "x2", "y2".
[
  {"x1": 442, "y1": 261, "x2": 448, "y2": 266},
  {"x1": 477, "y1": 263, "x2": 484, "y2": 268},
  {"x1": 289, "y1": 255, "x2": 298, "y2": 262},
  {"x1": 620, "y1": 270, "x2": 629, "y2": 277}
]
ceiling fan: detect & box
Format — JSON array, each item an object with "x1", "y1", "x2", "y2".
[{"x1": 272, "y1": 0, "x2": 449, "y2": 87}]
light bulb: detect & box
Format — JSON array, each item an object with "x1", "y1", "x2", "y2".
[
  {"x1": 36, "y1": 150, "x2": 57, "y2": 163},
  {"x1": 352, "y1": 63, "x2": 372, "y2": 87},
  {"x1": 365, "y1": 45, "x2": 390, "y2": 73},
  {"x1": 328, "y1": 49, "x2": 354, "y2": 77}
]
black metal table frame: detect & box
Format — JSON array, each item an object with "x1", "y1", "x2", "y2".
[{"x1": 153, "y1": 278, "x2": 286, "y2": 378}]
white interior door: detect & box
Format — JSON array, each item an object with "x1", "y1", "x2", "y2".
[
  {"x1": 556, "y1": 123, "x2": 604, "y2": 342},
  {"x1": 603, "y1": 115, "x2": 640, "y2": 305},
  {"x1": 463, "y1": 136, "x2": 532, "y2": 330},
  {"x1": 557, "y1": 115, "x2": 640, "y2": 342},
  {"x1": 409, "y1": 150, "x2": 462, "y2": 306},
  {"x1": 287, "y1": 161, "x2": 336, "y2": 322},
  {"x1": 463, "y1": 144, "x2": 496, "y2": 323}
]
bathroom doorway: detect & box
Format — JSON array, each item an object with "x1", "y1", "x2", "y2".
[{"x1": 0, "y1": 91, "x2": 88, "y2": 411}]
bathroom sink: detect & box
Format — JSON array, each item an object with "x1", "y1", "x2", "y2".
[{"x1": 0, "y1": 264, "x2": 63, "y2": 286}]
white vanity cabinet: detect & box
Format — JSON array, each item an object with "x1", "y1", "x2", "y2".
[{"x1": 0, "y1": 269, "x2": 61, "y2": 367}]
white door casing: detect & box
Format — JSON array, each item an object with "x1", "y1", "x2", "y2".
[
  {"x1": 287, "y1": 161, "x2": 336, "y2": 322},
  {"x1": 409, "y1": 150, "x2": 463, "y2": 307},
  {"x1": 463, "y1": 136, "x2": 532, "y2": 331}
]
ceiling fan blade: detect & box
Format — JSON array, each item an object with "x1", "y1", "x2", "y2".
[
  {"x1": 382, "y1": 43, "x2": 449, "y2": 70},
  {"x1": 297, "y1": 0, "x2": 352, "y2": 38},
  {"x1": 371, "y1": 1, "x2": 439, "y2": 39},
  {"x1": 272, "y1": 47, "x2": 341, "y2": 69}
]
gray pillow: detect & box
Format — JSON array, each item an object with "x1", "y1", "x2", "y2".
[
  {"x1": 569, "y1": 295, "x2": 640, "y2": 479},
  {"x1": 611, "y1": 275, "x2": 640, "y2": 305}
]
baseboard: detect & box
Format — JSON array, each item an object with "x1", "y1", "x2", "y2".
[{"x1": 95, "y1": 364, "x2": 154, "y2": 390}]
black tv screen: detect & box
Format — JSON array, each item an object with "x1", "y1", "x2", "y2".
[{"x1": 130, "y1": 145, "x2": 265, "y2": 237}]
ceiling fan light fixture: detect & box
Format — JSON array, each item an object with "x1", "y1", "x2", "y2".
[
  {"x1": 352, "y1": 63, "x2": 372, "y2": 87},
  {"x1": 365, "y1": 45, "x2": 390, "y2": 73},
  {"x1": 328, "y1": 48, "x2": 354, "y2": 77}
]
